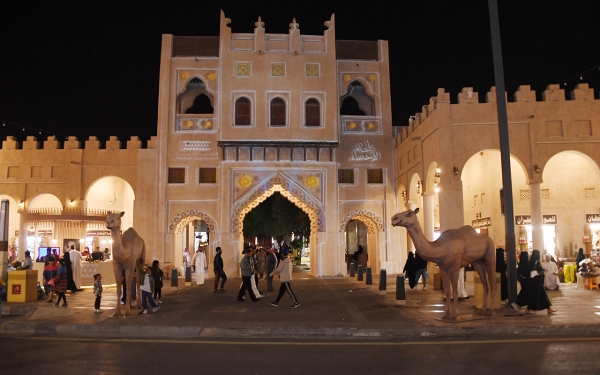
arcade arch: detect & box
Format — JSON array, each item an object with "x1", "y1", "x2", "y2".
[
  {"x1": 340, "y1": 210, "x2": 385, "y2": 272},
  {"x1": 169, "y1": 211, "x2": 217, "y2": 272}
]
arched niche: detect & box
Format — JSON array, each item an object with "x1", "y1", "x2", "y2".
[
  {"x1": 339, "y1": 81, "x2": 375, "y2": 116},
  {"x1": 177, "y1": 78, "x2": 214, "y2": 114}
]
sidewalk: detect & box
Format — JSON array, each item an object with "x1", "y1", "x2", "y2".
[{"x1": 2, "y1": 267, "x2": 599, "y2": 340}]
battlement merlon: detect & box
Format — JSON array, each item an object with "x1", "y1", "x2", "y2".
[
  {"x1": 1, "y1": 136, "x2": 153, "y2": 150},
  {"x1": 405, "y1": 83, "x2": 598, "y2": 126}
]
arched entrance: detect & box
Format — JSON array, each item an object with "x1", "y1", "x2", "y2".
[
  {"x1": 168, "y1": 211, "x2": 217, "y2": 274},
  {"x1": 340, "y1": 210, "x2": 385, "y2": 273},
  {"x1": 231, "y1": 174, "x2": 324, "y2": 276}
]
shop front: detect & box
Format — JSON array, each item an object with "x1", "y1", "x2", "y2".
[{"x1": 515, "y1": 214, "x2": 558, "y2": 256}]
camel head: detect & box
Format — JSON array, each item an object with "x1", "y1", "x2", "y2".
[
  {"x1": 106, "y1": 211, "x2": 125, "y2": 230},
  {"x1": 391, "y1": 208, "x2": 420, "y2": 228}
]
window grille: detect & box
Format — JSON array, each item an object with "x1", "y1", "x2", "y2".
[
  {"x1": 585, "y1": 188, "x2": 595, "y2": 199},
  {"x1": 338, "y1": 169, "x2": 354, "y2": 184},
  {"x1": 541, "y1": 189, "x2": 550, "y2": 200},
  {"x1": 520, "y1": 190, "x2": 530, "y2": 201},
  {"x1": 199, "y1": 168, "x2": 217, "y2": 184},
  {"x1": 367, "y1": 169, "x2": 383, "y2": 184},
  {"x1": 168, "y1": 168, "x2": 185, "y2": 184}
]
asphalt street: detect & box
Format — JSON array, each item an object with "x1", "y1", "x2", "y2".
[{"x1": 2, "y1": 336, "x2": 599, "y2": 375}]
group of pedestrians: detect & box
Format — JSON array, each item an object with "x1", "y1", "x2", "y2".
[
  {"x1": 511, "y1": 249, "x2": 557, "y2": 314},
  {"x1": 403, "y1": 251, "x2": 429, "y2": 291},
  {"x1": 236, "y1": 245, "x2": 300, "y2": 308}
]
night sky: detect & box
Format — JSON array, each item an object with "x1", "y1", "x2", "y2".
[{"x1": 1, "y1": 1, "x2": 599, "y2": 146}]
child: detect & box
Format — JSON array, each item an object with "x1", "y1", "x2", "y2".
[
  {"x1": 93, "y1": 273, "x2": 103, "y2": 313},
  {"x1": 43, "y1": 256, "x2": 58, "y2": 303},
  {"x1": 54, "y1": 259, "x2": 68, "y2": 307},
  {"x1": 151, "y1": 260, "x2": 163, "y2": 304},
  {"x1": 140, "y1": 265, "x2": 160, "y2": 314}
]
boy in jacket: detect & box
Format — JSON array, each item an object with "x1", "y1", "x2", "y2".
[{"x1": 269, "y1": 247, "x2": 300, "y2": 308}]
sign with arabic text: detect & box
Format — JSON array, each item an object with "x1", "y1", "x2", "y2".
[
  {"x1": 585, "y1": 214, "x2": 600, "y2": 223},
  {"x1": 515, "y1": 215, "x2": 557, "y2": 225},
  {"x1": 349, "y1": 139, "x2": 381, "y2": 162},
  {"x1": 472, "y1": 217, "x2": 491, "y2": 228}
]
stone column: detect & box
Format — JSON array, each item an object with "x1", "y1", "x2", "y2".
[
  {"x1": 529, "y1": 182, "x2": 544, "y2": 251},
  {"x1": 438, "y1": 182, "x2": 464, "y2": 231},
  {"x1": 423, "y1": 194, "x2": 435, "y2": 241}
]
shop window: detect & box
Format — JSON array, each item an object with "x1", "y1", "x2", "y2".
[
  {"x1": 235, "y1": 97, "x2": 251, "y2": 126},
  {"x1": 367, "y1": 169, "x2": 383, "y2": 184},
  {"x1": 338, "y1": 169, "x2": 354, "y2": 184},
  {"x1": 199, "y1": 168, "x2": 217, "y2": 184},
  {"x1": 270, "y1": 97, "x2": 286, "y2": 126},
  {"x1": 168, "y1": 168, "x2": 186, "y2": 184},
  {"x1": 305, "y1": 98, "x2": 320, "y2": 126}
]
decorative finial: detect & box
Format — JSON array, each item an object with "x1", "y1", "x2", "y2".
[
  {"x1": 289, "y1": 18, "x2": 299, "y2": 30},
  {"x1": 255, "y1": 16, "x2": 264, "y2": 30}
]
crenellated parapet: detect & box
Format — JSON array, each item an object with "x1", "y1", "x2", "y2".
[
  {"x1": 397, "y1": 83, "x2": 599, "y2": 144},
  {"x1": 0, "y1": 135, "x2": 154, "y2": 150}
]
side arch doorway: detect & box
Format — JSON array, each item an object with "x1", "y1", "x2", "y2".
[{"x1": 341, "y1": 210, "x2": 385, "y2": 274}]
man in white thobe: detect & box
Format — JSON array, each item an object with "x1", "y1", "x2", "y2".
[
  {"x1": 192, "y1": 247, "x2": 207, "y2": 285},
  {"x1": 69, "y1": 248, "x2": 83, "y2": 290},
  {"x1": 542, "y1": 254, "x2": 560, "y2": 290}
]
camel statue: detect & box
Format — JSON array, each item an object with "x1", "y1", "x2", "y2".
[
  {"x1": 106, "y1": 212, "x2": 146, "y2": 317},
  {"x1": 391, "y1": 208, "x2": 497, "y2": 321}
]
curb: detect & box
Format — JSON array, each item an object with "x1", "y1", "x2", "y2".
[{"x1": 2, "y1": 322, "x2": 600, "y2": 340}]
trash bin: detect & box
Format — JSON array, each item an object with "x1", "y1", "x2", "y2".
[
  {"x1": 474, "y1": 272, "x2": 501, "y2": 309},
  {"x1": 8, "y1": 270, "x2": 38, "y2": 302}
]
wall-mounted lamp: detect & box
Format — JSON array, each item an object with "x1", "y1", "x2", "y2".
[
  {"x1": 453, "y1": 167, "x2": 459, "y2": 176},
  {"x1": 18, "y1": 200, "x2": 24, "y2": 208},
  {"x1": 416, "y1": 180, "x2": 421, "y2": 195},
  {"x1": 69, "y1": 200, "x2": 75, "y2": 206},
  {"x1": 475, "y1": 213, "x2": 482, "y2": 219},
  {"x1": 435, "y1": 167, "x2": 441, "y2": 177},
  {"x1": 533, "y1": 164, "x2": 540, "y2": 173}
]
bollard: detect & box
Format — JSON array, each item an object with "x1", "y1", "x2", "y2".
[
  {"x1": 396, "y1": 274, "x2": 406, "y2": 305},
  {"x1": 366, "y1": 267, "x2": 372, "y2": 285},
  {"x1": 357, "y1": 265, "x2": 363, "y2": 281},
  {"x1": 185, "y1": 266, "x2": 192, "y2": 284},
  {"x1": 379, "y1": 269, "x2": 387, "y2": 294},
  {"x1": 350, "y1": 263, "x2": 355, "y2": 277},
  {"x1": 171, "y1": 268, "x2": 178, "y2": 287}
]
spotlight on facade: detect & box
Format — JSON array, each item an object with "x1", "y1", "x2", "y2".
[
  {"x1": 453, "y1": 167, "x2": 459, "y2": 176},
  {"x1": 533, "y1": 164, "x2": 540, "y2": 173},
  {"x1": 18, "y1": 200, "x2": 24, "y2": 208},
  {"x1": 69, "y1": 200, "x2": 75, "y2": 206}
]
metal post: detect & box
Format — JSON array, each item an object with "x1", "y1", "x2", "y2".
[
  {"x1": 171, "y1": 268, "x2": 178, "y2": 287},
  {"x1": 0, "y1": 200, "x2": 8, "y2": 283},
  {"x1": 396, "y1": 275, "x2": 406, "y2": 305},
  {"x1": 488, "y1": 0, "x2": 517, "y2": 303},
  {"x1": 379, "y1": 269, "x2": 387, "y2": 295},
  {"x1": 349, "y1": 263, "x2": 355, "y2": 277},
  {"x1": 357, "y1": 265, "x2": 363, "y2": 281},
  {"x1": 366, "y1": 267, "x2": 372, "y2": 285}
]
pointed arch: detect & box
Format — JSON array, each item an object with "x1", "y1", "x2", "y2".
[
  {"x1": 168, "y1": 210, "x2": 218, "y2": 234},
  {"x1": 339, "y1": 210, "x2": 385, "y2": 234},
  {"x1": 232, "y1": 173, "x2": 325, "y2": 233}
]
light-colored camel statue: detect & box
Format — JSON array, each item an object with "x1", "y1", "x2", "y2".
[
  {"x1": 106, "y1": 212, "x2": 146, "y2": 317},
  {"x1": 391, "y1": 208, "x2": 497, "y2": 321}
]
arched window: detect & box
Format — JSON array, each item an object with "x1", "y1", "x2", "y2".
[
  {"x1": 339, "y1": 81, "x2": 374, "y2": 116},
  {"x1": 177, "y1": 78, "x2": 214, "y2": 114},
  {"x1": 235, "y1": 97, "x2": 251, "y2": 126},
  {"x1": 185, "y1": 94, "x2": 213, "y2": 114},
  {"x1": 270, "y1": 97, "x2": 286, "y2": 126},
  {"x1": 305, "y1": 98, "x2": 320, "y2": 127}
]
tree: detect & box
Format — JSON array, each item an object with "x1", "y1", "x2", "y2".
[{"x1": 243, "y1": 192, "x2": 311, "y2": 245}]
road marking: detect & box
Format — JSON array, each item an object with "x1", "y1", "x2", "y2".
[{"x1": 11, "y1": 336, "x2": 600, "y2": 346}]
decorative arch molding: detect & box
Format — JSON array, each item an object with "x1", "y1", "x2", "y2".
[
  {"x1": 339, "y1": 210, "x2": 385, "y2": 234},
  {"x1": 168, "y1": 210, "x2": 217, "y2": 234},
  {"x1": 232, "y1": 174, "x2": 325, "y2": 233}
]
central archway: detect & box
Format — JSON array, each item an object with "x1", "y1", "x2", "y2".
[{"x1": 231, "y1": 173, "x2": 325, "y2": 275}]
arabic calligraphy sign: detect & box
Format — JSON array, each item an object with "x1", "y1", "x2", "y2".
[
  {"x1": 515, "y1": 215, "x2": 557, "y2": 225},
  {"x1": 349, "y1": 139, "x2": 381, "y2": 162},
  {"x1": 585, "y1": 214, "x2": 600, "y2": 223},
  {"x1": 472, "y1": 217, "x2": 491, "y2": 228}
]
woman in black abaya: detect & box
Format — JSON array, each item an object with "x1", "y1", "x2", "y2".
[
  {"x1": 511, "y1": 251, "x2": 530, "y2": 312},
  {"x1": 525, "y1": 250, "x2": 556, "y2": 314},
  {"x1": 403, "y1": 252, "x2": 417, "y2": 290}
]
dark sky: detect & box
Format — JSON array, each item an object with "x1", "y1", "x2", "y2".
[{"x1": 1, "y1": 1, "x2": 599, "y2": 145}]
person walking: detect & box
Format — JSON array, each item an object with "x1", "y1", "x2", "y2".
[
  {"x1": 249, "y1": 248, "x2": 263, "y2": 298},
  {"x1": 54, "y1": 259, "x2": 69, "y2": 307},
  {"x1": 93, "y1": 273, "x2": 103, "y2": 313},
  {"x1": 269, "y1": 247, "x2": 300, "y2": 308},
  {"x1": 69, "y1": 246, "x2": 83, "y2": 291},
  {"x1": 525, "y1": 249, "x2": 556, "y2": 314},
  {"x1": 42, "y1": 256, "x2": 59, "y2": 303},
  {"x1": 414, "y1": 253, "x2": 428, "y2": 291},
  {"x1": 265, "y1": 247, "x2": 277, "y2": 292},
  {"x1": 512, "y1": 251, "x2": 531, "y2": 312},
  {"x1": 140, "y1": 265, "x2": 160, "y2": 314},
  {"x1": 403, "y1": 251, "x2": 417, "y2": 289},
  {"x1": 192, "y1": 247, "x2": 207, "y2": 286},
  {"x1": 213, "y1": 247, "x2": 227, "y2": 293},
  {"x1": 237, "y1": 250, "x2": 258, "y2": 302},
  {"x1": 496, "y1": 248, "x2": 508, "y2": 303},
  {"x1": 151, "y1": 260, "x2": 164, "y2": 303},
  {"x1": 64, "y1": 247, "x2": 77, "y2": 293}
]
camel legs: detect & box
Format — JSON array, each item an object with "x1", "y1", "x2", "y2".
[
  {"x1": 124, "y1": 266, "x2": 134, "y2": 317},
  {"x1": 473, "y1": 260, "x2": 494, "y2": 316},
  {"x1": 114, "y1": 266, "x2": 124, "y2": 317},
  {"x1": 440, "y1": 267, "x2": 460, "y2": 321}
]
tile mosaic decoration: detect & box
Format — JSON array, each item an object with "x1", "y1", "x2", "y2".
[
  {"x1": 306, "y1": 64, "x2": 319, "y2": 77},
  {"x1": 272, "y1": 63, "x2": 285, "y2": 77},
  {"x1": 237, "y1": 63, "x2": 250, "y2": 76}
]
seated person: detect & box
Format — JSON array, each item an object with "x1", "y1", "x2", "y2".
[{"x1": 91, "y1": 251, "x2": 104, "y2": 261}]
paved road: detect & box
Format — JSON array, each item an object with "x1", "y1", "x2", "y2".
[{"x1": 2, "y1": 336, "x2": 598, "y2": 374}]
